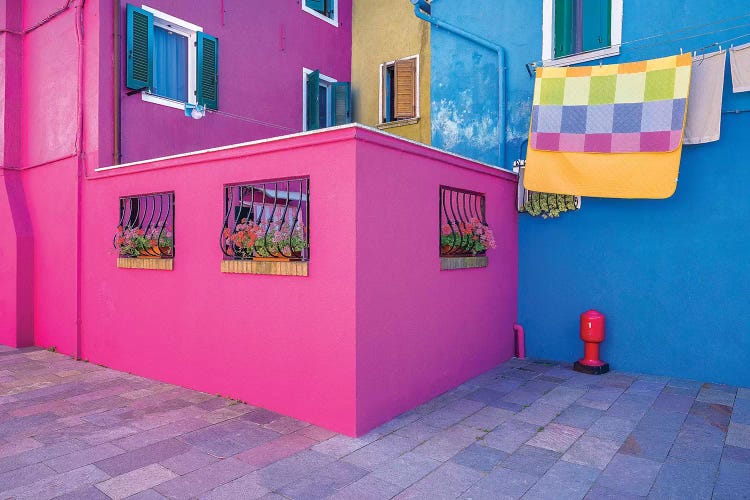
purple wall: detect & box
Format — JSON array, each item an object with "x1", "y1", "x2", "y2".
[{"x1": 103, "y1": 0, "x2": 353, "y2": 166}]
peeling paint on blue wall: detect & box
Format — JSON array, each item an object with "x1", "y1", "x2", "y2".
[{"x1": 430, "y1": 33, "x2": 499, "y2": 165}]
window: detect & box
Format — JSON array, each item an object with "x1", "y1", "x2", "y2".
[
  {"x1": 114, "y1": 192, "x2": 174, "y2": 270},
  {"x1": 302, "y1": 0, "x2": 338, "y2": 27},
  {"x1": 542, "y1": 0, "x2": 622, "y2": 66},
  {"x1": 439, "y1": 186, "x2": 495, "y2": 270},
  {"x1": 221, "y1": 179, "x2": 310, "y2": 276},
  {"x1": 303, "y1": 69, "x2": 351, "y2": 131},
  {"x1": 380, "y1": 56, "x2": 418, "y2": 124},
  {"x1": 126, "y1": 4, "x2": 218, "y2": 110}
]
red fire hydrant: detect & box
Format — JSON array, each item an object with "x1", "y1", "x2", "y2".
[{"x1": 573, "y1": 310, "x2": 610, "y2": 375}]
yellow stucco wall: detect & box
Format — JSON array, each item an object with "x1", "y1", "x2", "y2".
[{"x1": 351, "y1": 0, "x2": 431, "y2": 145}]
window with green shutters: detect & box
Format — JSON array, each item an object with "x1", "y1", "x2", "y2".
[
  {"x1": 304, "y1": 69, "x2": 351, "y2": 131},
  {"x1": 553, "y1": 0, "x2": 613, "y2": 59},
  {"x1": 302, "y1": 0, "x2": 338, "y2": 26},
  {"x1": 126, "y1": 4, "x2": 218, "y2": 110}
]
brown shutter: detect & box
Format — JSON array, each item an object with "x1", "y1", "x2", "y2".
[{"x1": 394, "y1": 58, "x2": 417, "y2": 119}]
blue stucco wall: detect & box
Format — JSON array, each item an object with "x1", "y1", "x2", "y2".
[{"x1": 430, "y1": 0, "x2": 750, "y2": 386}]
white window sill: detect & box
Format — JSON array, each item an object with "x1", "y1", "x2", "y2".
[
  {"x1": 301, "y1": 5, "x2": 338, "y2": 27},
  {"x1": 543, "y1": 46, "x2": 620, "y2": 67},
  {"x1": 141, "y1": 92, "x2": 193, "y2": 110},
  {"x1": 377, "y1": 117, "x2": 420, "y2": 129}
]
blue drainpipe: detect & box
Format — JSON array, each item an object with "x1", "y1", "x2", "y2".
[{"x1": 412, "y1": 0, "x2": 508, "y2": 169}]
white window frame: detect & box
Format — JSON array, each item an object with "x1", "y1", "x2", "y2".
[
  {"x1": 140, "y1": 5, "x2": 203, "y2": 110},
  {"x1": 541, "y1": 0, "x2": 623, "y2": 67},
  {"x1": 301, "y1": 0, "x2": 338, "y2": 28},
  {"x1": 378, "y1": 54, "x2": 420, "y2": 125},
  {"x1": 302, "y1": 68, "x2": 338, "y2": 131}
]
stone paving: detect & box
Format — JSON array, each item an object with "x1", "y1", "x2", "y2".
[{"x1": 1, "y1": 346, "x2": 749, "y2": 499}]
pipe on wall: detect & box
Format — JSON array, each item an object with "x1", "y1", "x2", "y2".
[
  {"x1": 514, "y1": 323, "x2": 526, "y2": 359},
  {"x1": 113, "y1": 0, "x2": 121, "y2": 164},
  {"x1": 412, "y1": 4, "x2": 507, "y2": 168},
  {"x1": 75, "y1": 0, "x2": 87, "y2": 359}
]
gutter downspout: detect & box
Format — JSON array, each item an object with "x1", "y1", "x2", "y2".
[
  {"x1": 412, "y1": 4, "x2": 507, "y2": 168},
  {"x1": 75, "y1": 0, "x2": 87, "y2": 359},
  {"x1": 113, "y1": 0, "x2": 121, "y2": 164}
]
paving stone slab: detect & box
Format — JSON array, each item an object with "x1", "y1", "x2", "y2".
[
  {"x1": 554, "y1": 404, "x2": 603, "y2": 429},
  {"x1": 451, "y1": 443, "x2": 506, "y2": 472},
  {"x1": 95, "y1": 463, "x2": 177, "y2": 499},
  {"x1": 252, "y1": 450, "x2": 336, "y2": 491},
  {"x1": 329, "y1": 474, "x2": 404, "y2": 500},
  {"x1": 1, "y1": 464, "x2": 110, "y2": 500},
  {"x1": 501, "y1": 444, "x2": 561, "y2": 477},
  {"x1": 526, "y1": 423, "x2": 584, "y2": 453},
  {"x1": 516, "y1": 402, "x2": 563, "y2": 426},
  {"x1": 713, "y1": 459, "x2": 750, "y2": 499},
  {"x1": 461, "y1": 465, "x2": 537, "y2": 499},
  {"x1": 522, "y1": 460, "x2": 599, "y2": 500},
  {"x1": 595, "y1": 453, "x2": 661, "y2": 497},
  {"x1": 726, "y1": 422, "x2": 750, "y2": 449},
  {"x1": 723, "y1": 445, "x2": 750, "y2": 465},
  {"x1": 562, "y1": 435, "x2": 619, "y2": 470},
  {"x1": 0, "y1": 462, "x2": 56, "y2": 492},
  {"x1": 481, "y1": 418, "x2": 539, "y2": 454},
  {"x1": 648, "y1": 457, "x2": 716, "y2": 500},
  {"x1": 95, "y1": 437, "x2": 191, "y2": 476},
  {"x1": 154, "y1": 458, "x2": 255, "y2": 499},
  {"x1": 278, "y1": 459, "x2": 368, "y2": 499},
  {"x1": 411, "y1": 425, "x2": 483, "y2": 462},
  {"x1": 409, "y1": 461, "x2": 484, "y2": 498},
  {"x1": 159, "y1": 447, "x2": 220, "y2": 475},
  {"x1": 370, "y1": 451, "x2": 441, "y2": 488},
  {"x1": 341, "y1": 433, "x2": 420, "y2": 470},
  {"x1": 460, "y1": 406, "x2": 515, "y2": 431}
]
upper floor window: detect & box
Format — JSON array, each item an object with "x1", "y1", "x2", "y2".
[
  {"x1": 542, "y1": 0, "x2": 622, "y2": 66},
  {"x1": 126, "y1": 4, "x2": 219, "y2": 110},
  {"x1": 302, "y1": 0, "x2": 338, "y2": 27},
  {"x1": 380, "y1": 56, "x2": 418, "y2": 124},
  {"x1": 303, "y1": 69, "x2": 351, "y2": 131}
]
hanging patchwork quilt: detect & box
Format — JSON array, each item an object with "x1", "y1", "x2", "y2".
[{"x1": 524, "y1": 54, "x2": 692, "y2": 199}]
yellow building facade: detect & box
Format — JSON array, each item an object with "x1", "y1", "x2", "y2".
[{"x1": 351, "y1": 0, "x2": 431, "y2": 145}]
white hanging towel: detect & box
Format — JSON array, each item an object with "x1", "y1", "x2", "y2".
[
  {"x1": 730, "y1": 42, "x2": 750, "y2": 92},
  {"x1": 684, "y1": 50, "x2": 726, "y2": 145}
]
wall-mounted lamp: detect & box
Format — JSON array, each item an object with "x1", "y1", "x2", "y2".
[
  {"x1": 184, "y1": 103, "x2": 206, "y2": 120},
  {"x1": 410, "y1": 0, "x2": 431, "y2": 15}
]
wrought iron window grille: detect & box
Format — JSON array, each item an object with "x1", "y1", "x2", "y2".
[
  {"x1": 440, "y1": 186, "x2": 491, "y2": 257},
  {"x1": 221, "y1": 178, "x2": 310, "y2": 261},
  {"x1": 114, "y1": 192, "x2": 175, "y2": 258}
]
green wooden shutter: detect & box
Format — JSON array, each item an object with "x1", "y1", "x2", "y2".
[
  {"x1": 197, "y1": 32, "x2": 219, "y2": 110},
  {"x1": 582, "y1": 0, "x2": 611, "y2": 52},
  {"x1": 331, "y1": 82, "x2": 351, "y2": 126},
  {"x1": 306, "y1": 71, "x2": 320, "y2": 131},
  {"x1": 554, "y1": 0, "x2": 574, "y2": 58},
  {"x1": 306, "y1": 0, "x2": 326, "y2": 14},
  {"x1": 126, "y1": 4, "x2": 153, "y2": 91}
]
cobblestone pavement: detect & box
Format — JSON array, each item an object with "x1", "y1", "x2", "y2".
[{"x1": 0, "y1": 346, "x2": 749, "y2": 499}]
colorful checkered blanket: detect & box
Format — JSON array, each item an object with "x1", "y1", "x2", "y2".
[{"x1": 530, "y1": 54, "x2": 692, "y2": 153}]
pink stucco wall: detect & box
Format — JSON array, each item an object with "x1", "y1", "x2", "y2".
[
  {"x1": 84, "y1": 127, "x2": 359, "y2": 434},
  {"x1": 354, "y1": 132, "x2": 518, "y2": 434},
  {"x1": 75, "y1": 126, "x2": 517, "y2": 435}
]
